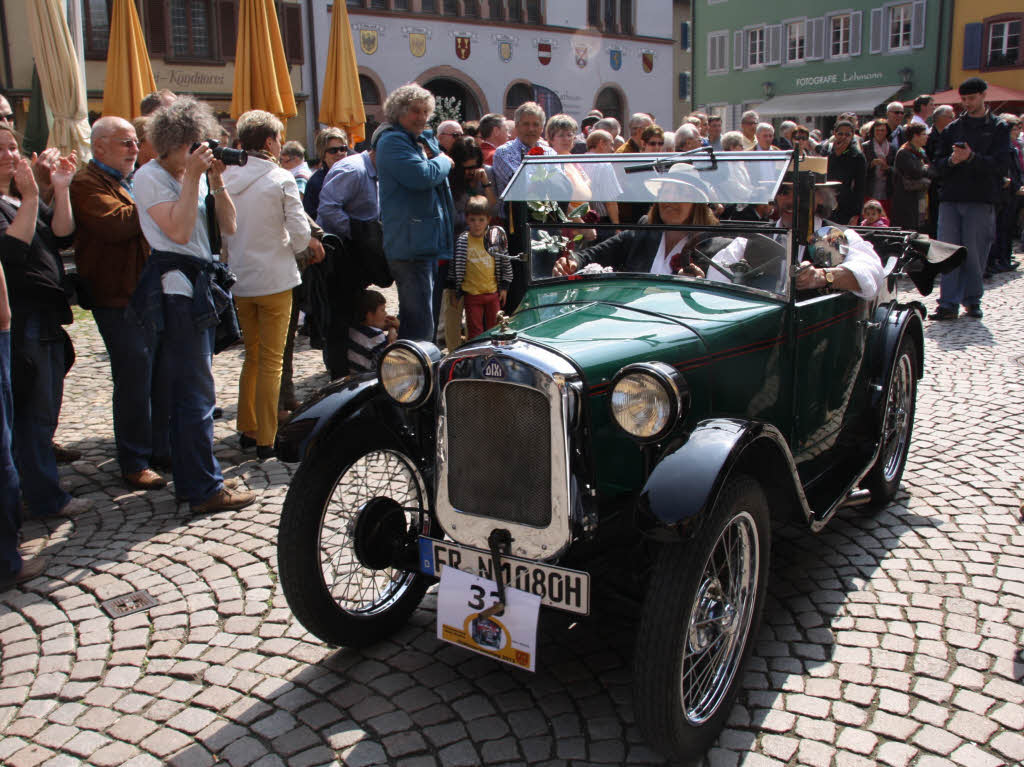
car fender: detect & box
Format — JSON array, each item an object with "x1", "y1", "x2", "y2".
[
  {"x1": 275, "y1": 374, "x2": 435, "y2": 464},
  {"x1": 638, "y1": 418, "x2": 812, "y2": 539},
  {"x1": 869, "y1": 301, "x2": 925, "y2": 413}
]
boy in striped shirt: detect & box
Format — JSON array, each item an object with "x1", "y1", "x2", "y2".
[{"x1": 348, "y1": 290, "x2": 398, "y2": 375}]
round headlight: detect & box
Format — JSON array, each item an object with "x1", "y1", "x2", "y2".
[
  {"x1": 379, "y1": 341, "x2": 439, "y2": 407},
  {"x1": 609, "y1": 362, "x2": 688, "y2": 442}
]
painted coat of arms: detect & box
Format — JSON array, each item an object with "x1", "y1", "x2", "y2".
[
  {"x1": 456, "y1": 36, "x2": 471, "y2": 59},
  {"x1": 575, "y1": 45, "x2": 588, "y2": 68},
  {"x1": 410, "y1": 32, "x2": 426, "y2": 57},
  {"x1": 609, "y1": 48, "x2": 622, "y2": 70},
  {"x1": 642, "y1": 51, "x2": 654, "y2": 73},
  {"x1": 500, "y1": 41, "x2": 512, "y2": 62},
  {"x1": 360, "y1": 30, "x2": 378, "y2": 55},
  {"x1": 538, "y1": 41, "x2": 552, "y2": 65}
]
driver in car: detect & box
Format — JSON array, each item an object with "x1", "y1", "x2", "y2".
[
  {"x1": 552, "y1": 165, "x2": 717, "y2": 277},
  {"x1": 711, "y1": 165, "x2": 885, "y2": 301}
]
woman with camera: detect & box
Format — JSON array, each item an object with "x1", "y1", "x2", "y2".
[
  {"x1": 131, "y1": 97, "x2": 255, "y2": 514},
  {"x1": 222, "y1": 110, "x2": 310, "y2": 460}
]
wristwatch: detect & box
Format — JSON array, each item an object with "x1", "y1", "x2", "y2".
[{"x1": 823, "y1": 269, "x2": 835, "y2": 289}]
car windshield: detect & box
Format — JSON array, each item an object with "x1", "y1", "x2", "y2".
[{"x1": 501, "y1": 151, "x2": 795, "y2": 298}]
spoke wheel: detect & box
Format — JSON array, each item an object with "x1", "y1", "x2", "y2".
[
  {"x1": 634, "y1": 474, "x2": 770, "y2": 763},
  {"x1": 278, "y1": 432, "x2": 433, "y2": 648},
  {"x1": 682, "y1": 511, "x2": 759, "y2": 724},
  {"x1": 863, "y1": 336, "x2": 917, "y2": 508}
]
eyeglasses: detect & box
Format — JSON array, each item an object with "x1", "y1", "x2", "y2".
[
  {"x1": 117, "y1": 139, "x2": 141, "y2": 148},
  {"x1": 324, "y1": 146, "x2": 348, "y2": 155},
  {"x1": 889, "y1": 109, "x2": 904, "y2": 114},
  {"x1": 0, "y1": 113, "x2": 13, "y2": 123},
  {"x1": 646, "y1": 141, "x2": 665, "y2": 147},
  {"x1": 444, "y1": 131, "x2": 464, "y2": 138}
]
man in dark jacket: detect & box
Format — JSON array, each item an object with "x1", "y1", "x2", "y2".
[
  {"x1": 825, "y1": 120, "x2": 867, "y2": 225},
  {"x1": 931, "y1": 78, "x2": 1012, "y2": 320},
  {"x1": 70, "y1": 117, "x2": 169, "y2": 489}
]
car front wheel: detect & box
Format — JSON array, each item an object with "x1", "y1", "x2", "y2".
[
  {"x1": 633, "y1": 474, "x2": 770, "y2": 763},
  {"x1": 277, "y1": 431, "x2": 433, "y2": 648}
]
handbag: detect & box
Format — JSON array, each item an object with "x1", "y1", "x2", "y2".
[{"x1": 901, "y1": 174, "x2": 930, "y2": 193}]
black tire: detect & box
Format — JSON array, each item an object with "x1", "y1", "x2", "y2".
[
  {"x1": 862, "y1": 335, "x2": 917, "y2": 508},
  {"x1": 634, "y1": 474, "x2": 770, "y2": 764},
  {"x1": 277, "y1": 429, "x2": 433, "y2": 648}
]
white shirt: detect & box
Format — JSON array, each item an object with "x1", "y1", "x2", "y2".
[
  {"x1": 711, "y1": 216, "x2": 884, "y2": 300},
  {"x1": 650, "y1": 233, "x2": 691, "y2": 275}
]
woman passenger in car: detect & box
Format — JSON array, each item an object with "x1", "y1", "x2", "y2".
[{"x1": 553, "y1": 164, "x2": 715, "y2": 278}]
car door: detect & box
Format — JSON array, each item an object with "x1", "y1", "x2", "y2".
[{"x1": 790, "y1": 289, "x2": 871, "y2": 486}]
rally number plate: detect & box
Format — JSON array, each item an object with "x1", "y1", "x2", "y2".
[{"x1": 418, "y1": 537, "x2": 590, "y2": 615}]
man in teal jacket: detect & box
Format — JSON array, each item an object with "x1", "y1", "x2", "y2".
[{"x1": 376, "y1": 84, "x2": 455, "y2": 342}]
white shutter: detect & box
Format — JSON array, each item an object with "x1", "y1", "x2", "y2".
[
  {"x1": 707, "y1": 33, "x2": 716, "y2": 72},
  {"x1": 807, "y1": 17, "x2": 825, "y2": 60},
  {"x1": 767, "y1": 24, "x2": 783, "y2": 65},
  {"x1": 911, "y1": 0, "x2": 926, "y2": 48},
  {"x1": 850, "y1": 11, "x2": 862, "y2": 56},
  {"x1": 734, "y1": 30, "x2": 744, "y2": 69},
  {"x1": 870, "y1": 7, "x2": 884, "y2": 54},
  {"x1": 718, "y1": 35, "x2": 728, "y2": 71}
]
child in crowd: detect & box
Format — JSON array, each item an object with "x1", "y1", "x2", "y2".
[
  {"x1": 860, "y1": 199, "x2": 890, "y2": 227},
  {"x1": 348, "y1": 290, "x2": 398, "y2": 374},
  {"x1": 451, "y1": 196, "x2": 512, "y2": 339}
]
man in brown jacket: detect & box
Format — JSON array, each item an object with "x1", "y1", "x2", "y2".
[{"x1": 70, "y1": 116, "x2": 169, "y2": 489}]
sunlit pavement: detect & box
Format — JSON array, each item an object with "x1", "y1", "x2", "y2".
[{"x1": 1, "y1": 267, "x2": 1022, "y2": 767}]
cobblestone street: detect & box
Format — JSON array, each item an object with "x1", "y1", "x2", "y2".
[{"x1": 1, "y1": 270, "x2": 1023, "y2": 767}]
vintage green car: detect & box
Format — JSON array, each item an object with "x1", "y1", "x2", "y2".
[{"x1": 274, "y1": 150, "x2": 959, "y2": 763}]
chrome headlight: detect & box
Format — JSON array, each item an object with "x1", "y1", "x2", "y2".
[
  {"x1": 609, "y1": 362, "x2": 689, "y2": 442},
  {"x1": 379, "y1": 341, "x2": 440, "y2": 408}
]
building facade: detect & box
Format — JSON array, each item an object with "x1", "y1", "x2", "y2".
[
  {"x1": 308, "y1": 0, "x2": 674, "y2": 136},
  {"x1": 949, "y1": 1, "x2": 1022, "y2": 93},
  {"x1": 673, "y1": 0, "x2": 694, "y2": 128},
  {"x1": 0, "y1": 0, "x2": 311, "y2": 141},
  {"x1": 692, "y1": 0, "x2": 954, "y2": 130}
]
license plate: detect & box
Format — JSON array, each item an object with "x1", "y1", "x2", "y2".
[{"x1": 418, "y1": 537, "x2": 590, "y2": 615}]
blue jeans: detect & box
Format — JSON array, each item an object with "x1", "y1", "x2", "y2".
[
  {"x1": 390, "y1": 259, "x2": 438, "y2": 342},
  {"x1": 12, "y1": 312, "x2": 71, "y2": 517},
  {"x1": 93, "y1": 307, "x2": 170, "y2": 474},
  {"x1": 0, "y1": 331, "x2": 22, "y2": 579},
  {"x1": 157, "y1": 295, "x2": 223, "y2": 504},
  {"x1": 937, "y1": 202, "x2": 996, "y2": 309}
]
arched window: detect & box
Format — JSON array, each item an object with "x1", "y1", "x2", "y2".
[
  {"x1": 359, "y1": 75, "x2": 381, "y2": 105},
  {"x1": 595, "y1": 86, "x2": 624, "y2": 122},
  {"x1": 505, "y1": 82, "x2": 533, "y2": 111}
]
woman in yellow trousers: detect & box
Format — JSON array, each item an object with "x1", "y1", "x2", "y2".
[{"x1": 222, "y1": 111, "x2": 311, "y2": 460}]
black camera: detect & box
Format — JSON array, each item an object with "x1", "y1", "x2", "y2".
[{"x1": 190, "y1": 139, "x2": 248, "y2": 166}]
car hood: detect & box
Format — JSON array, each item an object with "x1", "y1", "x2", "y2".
[{"x1": 506, "y1": 278, "x2": 783, "y2": 387}]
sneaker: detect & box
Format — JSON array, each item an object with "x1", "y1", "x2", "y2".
[
  {"x1": 190, "y1": 486, "x2": 256, "y2": 514},
  {"x1": 964, "y1": 304, "x2": 983, "y2": 319},
  {"x1": 57, "y1": 497, "x2": 93, "y2": 518},
  {"x1": 123, "y1": 468, "x2": 168, "y2": 490},
  {"x1": 52, "y1": 443, "x2": 81, "y2": 463},
  {"x1": 929, "y1": 306, "x2": 959, "y2": 321}
]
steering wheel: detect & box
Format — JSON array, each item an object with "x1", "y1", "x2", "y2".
[{"x1": 691, "y1": 247, "x2": 740, "y2": 283}]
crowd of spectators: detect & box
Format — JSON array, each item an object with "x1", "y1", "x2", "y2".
[{"x1": 1, "y1": 73, "x2": 1022, "y2": 586}]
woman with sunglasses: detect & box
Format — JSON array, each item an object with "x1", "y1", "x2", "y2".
[{"x1": 302, "y1": 127, "x2": 349, "y2": 221}]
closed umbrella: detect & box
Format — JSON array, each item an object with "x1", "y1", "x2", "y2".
[
  {"x1": 231, "y1": 0, "x2": 297, "y2": 121},
  {"x1": 319, "y1": 1, "x2": 365, "y2": 144},
  {"x1": 22, "y1": 65, "x2": 50, "y2": 157},
  {"x1": 25, "y1": 0, "x2": 91, "y2": 160},
  {"x1": 101, "y1": 0, "x2": 156, "y2": 120}
]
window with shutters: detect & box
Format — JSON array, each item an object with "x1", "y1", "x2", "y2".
[
  {"x1": 83, "y1": 0, "x2": 112, "y2": 60},
  {"x1": 169, "y1": 0, "x2": 213, "y2": 60},
  {"x1": 463, "y1": 0, "x2": 481, "y2": 17},
  {"x1": 526, "y1": 0, "x2": 542, "y2": 24},
  {"x1": 587, "y1": 0, "x2": 599, "y2": 27},
  {"x1": 588, "y1": 1, "x2": 632, "y2": 34},
  {"x1": 747, "y1": 26, "x2": 766, "y2": 67},
  {"x1": 786, "y1": 19, "x2": 805, "y2": 63},
  {"x1": 830, "y1": 13, "x2": 851, "y2": 57},
  {"x1": 421, "y1": 0, "x2": 436, "y2": 13},
  {"x1": 707, "y1": 31, "x2": 728, "y2": 74},
  {"x1": 491, "y1": 0, "x2": 506, "y2": 20},
  {"x1": 888, "y1": 3, "x2": 912, "y2": 51},
  {"x1": 508, "y1": 0, "x2": 523, "y2": 23},
  {"x1": 393, "y1": 0, "x2": 410, "y2": 9},
  {"x1": 983, "y1": 16, "x2": 1022, "y2": 69}
]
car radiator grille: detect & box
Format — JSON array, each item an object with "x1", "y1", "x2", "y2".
[{"x1": 445, "y1": 380, "x2": 552, "y2": 527}]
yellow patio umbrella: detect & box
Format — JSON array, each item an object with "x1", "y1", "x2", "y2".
[
  {"x1": 26, "y1": 0, "x2": 91, "y2": 160},
  {"x1": 231, "y1": 0, "x2": 297, "y2": 121},
  {"x1": 319, "y1": 1, "x2": 365, "y2": 144},
  {"x1": 101, "y1": 0, "x2": 157, "y2": 120}
]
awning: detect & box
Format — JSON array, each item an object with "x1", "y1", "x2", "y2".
[{"x1": 752, "y1": 84, "x2": 905, "y2": 118}]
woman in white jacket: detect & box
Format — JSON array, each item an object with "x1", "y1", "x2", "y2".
[{"x1": 223, "y1": 111, "x2": 310, "y2": 459}]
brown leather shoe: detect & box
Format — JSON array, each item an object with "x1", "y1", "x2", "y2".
[
  {"x1": 1, "y1": 556, "x2": 48, "y2": 590},
  {"x1": 190, "y1": 486, "x2": 256, "y2": 514},
  {"x1": 124, "y1": 468, "x2": 168, "y2": 490},
  {"x1": 52, "y1": 443, "x2": 81, "y2": 463}
]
